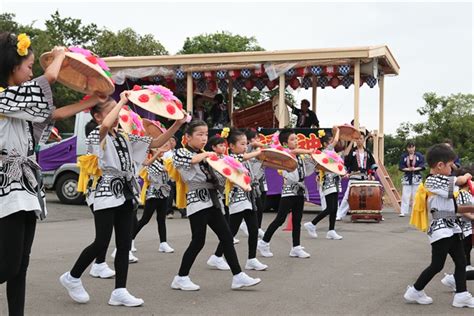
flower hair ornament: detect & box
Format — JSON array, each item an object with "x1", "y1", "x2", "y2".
[
  {"x1": 17, "y1": 33, "x2": 31, "y2": 57},
  {"x1": 318, "y1": 129, "x2": 326, "y2": 138},
  {"x1": 221, "y1": 127, "x2": 230, "y2": 139}
]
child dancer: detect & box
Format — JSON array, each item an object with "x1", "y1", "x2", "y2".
[
  {"x1": 304, "y1": 127, "x2": 343, "y2": 240},
  {"x1": 258, "y1": 129, "x2": 316, "y2": 258},
  {"x1": 169, "y1": 120, "x2": 261, "y2": 290},
  {"x1": 133, "y1": 141, "x2": 175, "y2": 253},
  {"x1": 213, "y1": 129, "x2": 268, "y2": 271},
  {"x1": 404, "y1": 144, "x2": 474, "y2": 308},
  {"x1": 60, "y1": 91, "x2": 185, "y2": 307}
]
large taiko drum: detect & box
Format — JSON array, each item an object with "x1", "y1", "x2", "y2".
[{"x1": 348, "y1": 180, "x2": 382, "y2": 211}]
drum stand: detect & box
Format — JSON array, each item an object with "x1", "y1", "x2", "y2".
[{"x1": 351, "y1": 211, "x2": 382, "y2": 223}]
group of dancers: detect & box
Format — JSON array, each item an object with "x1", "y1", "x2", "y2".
[{"x1": 1, "y1": 33, "x2": 474, "y2": 315}]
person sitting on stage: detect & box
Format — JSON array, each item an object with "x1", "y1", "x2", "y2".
[
  {"x1": 336, "y1": 133, "x2": 378, "y2": 220},
  {"x1": 210, "y1": 94, "x2": 230, "y2": 128},
  {"x1": 290, "y1": 99, "x2": 319, "y2": 128}
]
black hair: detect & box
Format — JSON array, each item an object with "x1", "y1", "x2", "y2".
[
  {"x1": 244, "y1": 128, "x2": 258, "y2": 141},
  {"x1": 184, "y1": 119, "x2": 207, "y2": 135},
  {"x1": 406, "y1": 141, "x2": 415, "y2": 148},
  {"x1": 227, "y1": 128, "x2": 246, "y2": 145},
  {"x1": 301, "y1": 99, "x2": 310, "y2": 107},
  {"x1": 214, "y1": 94, "x2": 224, "y2": 103},
  {"x1": 453, "y1": 165, "x2": 474, "y2": 177},
  {"x1": 85, "y1": 97, "x2": 115, "y2": 136},
  {"x1": 320, "y1": 133, "x2": 333, "y2": 147},
  {"x1": 279, "y1": 128, "x2": 294, "y2": 145},
  {"x1": 207, "y1": 135, "x2": 226, "y2": 150},
  {"x1": 426, "y1": 144, "x2": 457, "y2": 168},
  {"x1": 85, "y1": 120, "x2": 98, "y2": 137},
  {"x1": 0, "y1": 32, "x2": 34, "y2": 87},
  {"x1": 443, "y1": 138, "x2": 454, "y2": 147}
]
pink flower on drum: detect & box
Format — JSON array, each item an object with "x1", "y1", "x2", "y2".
[{"x1": 145, "y1": 85, "x2": 178, "y2": 102}]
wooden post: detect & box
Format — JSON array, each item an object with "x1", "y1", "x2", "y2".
[
  {"x1": 311, "y1": 75, "x2": 317, "y2": 113},
  {"x1": 228, "y1": 78, "x2": 234, "y2": 127},
  {"x1": 186, "y1": 72, "x2": 193, "y2": 113},
  {"x1": 353, "y1": 60, "x2": 360, "y2": 130},
  {"x1": 373, "y1": 129, "x2": 379, "y2": 163},
  {"x1": 278, "y1": 74, "x2": 286, "y2": 128},
  {"x1": 378, "y1": 75, "x2": 385, "y2": 165}
]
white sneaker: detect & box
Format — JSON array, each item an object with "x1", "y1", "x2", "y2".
[
  {"x1": 171, "y1": 275, "x2": 200, "y2": 291},
  {"x1": 159, "y1": 242, "x2": 175, "y2": 253},
  {"x1": 59, "y1": 272, "x2": 90, "y2": 303},
  {"x1": 131, "y1": 240, "x2": 137, "y2": 252},
  {"x1": 245, "y1": 258, "x2": 268, "y2": 271},
  {"x1": 335, "y1": 217, "x2": 342, "y2": 221},
  {"x1": 231, "y1": 272, "x2": 261, "y2": 289},
  {"x1": 207, "y1": 255, "x2": 230, "y2": 270},
  {"x1": 466, "y1": 265, "x2": 474, "y2": 271},
  {"x1": 233, "y1": 238, "x2": 240, "y2": 244},
  {"x1": 441, "y1": 273, "x2": 456, "y2": 291},
  {"x1": 257, "y1": 240, "x2": 273, "y2": 258},
  {"x1": 452, "y1": 291, "x2": 474, "y2": 308},
  {"x1": 258, "y1": 228, "x2": 265, "y2": 239},
  {"x1": 303, "y1": 222, "x2": 318, "y2": 238},
  {"x1": 326, "y1": 230, "x2": 343, "y2": 240},
  {"x1": 89, "y1": 262, "x2": 115, "y2": 279},
  {"x1": 289, "y1": 245, "x2": 311, "y2": 258},
  {"x1": 403, "y1": 285, "x2": 433, "y2": 304},
  {"x1": 399, "y1": 213, "x2": 405, "y2": 217},
  {"x1": 111, "y1": 249, "x2": 139, "y2": 263},
  {"x1": 240, "y1": 222, "x2": 249, "y2": 236},
  {"x1": 108, "y1": 288, "x2": 144, "y2": 307}
]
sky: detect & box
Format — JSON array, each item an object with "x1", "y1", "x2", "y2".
[{"x1": 1, "y1": 0, "x2": 472, "y2": 134}]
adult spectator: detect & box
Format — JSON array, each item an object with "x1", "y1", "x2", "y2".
[{"x1": 291, "y1": 99, "x2": 319, "y2": 128}]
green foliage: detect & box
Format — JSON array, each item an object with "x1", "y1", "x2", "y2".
[
  {"x1": 44, "y1": 11, "x2": 99, "y2": 48},
  {"x1": 179, "y1": 31, "x2": 264, "y2": 54}
]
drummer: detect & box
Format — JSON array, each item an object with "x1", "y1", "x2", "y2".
[{"x1": 336, "y1": 133, "x2": 378, "y2": 221}]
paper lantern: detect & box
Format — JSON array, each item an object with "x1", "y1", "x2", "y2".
[
  {"x1": 240, "y1": 68, "x2": 252, "y2": 78},
  {"x1": 318, "y1": 76, "x2": 328, "y2": 89},
  {"x1": 330, "y1": 76, "x2": 340, "y2": 89},
  {"x1": 341, "y1": 76, "x2": 353, "y2": 89},
  {"x1": 176, "y1": 69, "x2": 185, "y2": 80},
  {"x1": 289, "y1": 77, "x2": 300, "y2": 90},
  {"x1": 244, "y1": 79, "x2": 254, "y2": 91},
  {"x1": 309, "y1": 66, "x2": 323, "y2": 75},
  {"x1": 366, "y1": 75, "x2": 377, "y2": 88},
  {"x1": 192, "y1": 72, "x2": 202, "y2": 80},
  {"x1": 216, "y1": 70, "x2": 227, "y2": 79},
  {"x1": 301, "y1": 76, "x2": 312, "y2": 89},
  {"x1": 255, "y1": 78, "x2": 266, "y2": 90},
  {"x1": 285, "y1": 68, "x2": 296, "y2": 77},
  {"x1": 338, "y1": 65, "x2": 351, "y2": 76}
]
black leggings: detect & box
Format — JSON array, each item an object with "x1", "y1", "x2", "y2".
[
  {"x1": 464, "y1": 235, "x2": 472, "y2": 266},
  {"x1": 216, "y1": 209, "x2": 259, "y2": 259},
  {"x1": 311, "y1": 192, "x2": 338, "y2": 230},
  {"x1": 255, "y1": 191, "x2": 267, "y2": 229},
  {"x1": 70, "y1": 200, "x2": 134, "y2": 289},
  {"x1": 413, "y1": 234, "x2": 467, "y2": 293},
  {"x1": 133, "y1": 198, "x2": 167, "y2": 242},
  {"x1": 263, "y1": 195, "x2": 305, "y2": 247},
  {"x1": 89, "y1": 205, "x2": 108, "y2": 264},
  {"x1": 178, "y1": 206, "x2": 242, "y2": 276},
  {"x1": 0, "y1": 211, "x2": 36, "y2": 316}
]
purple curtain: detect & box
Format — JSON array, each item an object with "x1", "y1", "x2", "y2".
[{"x1": 38, "y1": 136, "x2": 77, "y2": 171}]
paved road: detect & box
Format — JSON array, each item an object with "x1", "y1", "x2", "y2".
[{"x1": 1, "y1": 193, "x2": 472, "y2": 315}]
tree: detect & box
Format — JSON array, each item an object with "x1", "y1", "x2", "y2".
[
  {"x1": 94, "y1": 28, "x2": 167, "y2": 57},
  {"x1": 179, "y1": 31, "x2": 263, "y2": 54}
]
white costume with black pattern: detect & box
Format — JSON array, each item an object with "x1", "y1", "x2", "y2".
[
  {"x1": 228, "y1": 154, "x2": 252, "y2": 215},
  {"x1": 146, "y1": 159, "x2": 171, "y2": 200},
  {"x1": 425, "y1": 174, "x2": 462, "y2": 244},
  {"x1": 0, "y1": 76, "x2": 54, "y2": 219},
  {"x1": 281, "y1": 154, "x2": 315, "y2": 198},
  {"x1": 456, "y1": 190, "x2": 473, "y2": 238}
]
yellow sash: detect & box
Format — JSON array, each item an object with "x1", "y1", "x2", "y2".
[
  {"x1": 225, "y1": 179, "x2": 233, "y2": 206},
  {"x1": 139, "y1": 167, "x2": 149, "y2": 205},
  {"x1": 163, "y1": 157, "x2": 188, "y2": 209},
  {"x1": 77, "y1": 155, "x2": 102, "y2": 193}
]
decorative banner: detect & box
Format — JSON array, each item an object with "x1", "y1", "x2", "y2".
[
  {"x1": 285, "y1": 68, "x2": 296, "y2": 77},
  {"x1": 301, "y1": 76, "x2": 312, "y2": 89},
  {"x1": 309, "y1": 65, "x2": 323, "y2": 76},
  {"x1": 240, "y1": 68, "x2": 252, "y2": 78},
  {"x1": 176, "y1": 69, "x2": 185, "y2": 80},
  {"x1": 365, "y1": 75, "x2": 377, "y2": 88},
  {"x1": 289, "y1": 77, "x2": 300, "y2": 90},
  {"x1": 266, "y1": 79, "x2": 278, "y2": 90},
  {"x1": 324, "y1": 66, "x2": 335, "y2": 76},
  {"x1": 176, "y1": 79, "x2": 186, "y2": 92},
  {"x1": 228, "y1": 70, "x2": 239, "y2": 80},
  {"x1": 216, "y1": 70, "x2": 227, "y2": 79},
  {"x1": 341, "y1": 75, "x2": 353, "y2": 89},
  {"x1": 165, "y1": 79, "x2": 176, "y2": 91},
  {"x1": 208, "y1": 80, "x2": 217, "y2": 93},
  {"x1": 254, "y1": 66, "x2": 265, "y2": 77},
  {"x1": 233, "y1": 78, "x2": 245, "y2": 91},
  {"x1": 255, "y1": 78, "x2": 266, "y2": 90},
  {"x1": 191, "y1": 71, "x2": 202, "y2": 80},
  {"x1": 318, "y1": 76, "x2": 329, "y2": 88},
  {"x1": 295, "y1": 67, "x2": 306, "y2": 77},
  {"x1": 217, "y1": 79, "x2": 228, "y2": 92},
  {"x1": 244, "y1": 79, "x2": 255, "y2": 91},
  {"x1": 151, "y1": 76, "x2": 162, "y2": 83},
  {"x1": 338, "y1": 65, "x2": 351, "y2": 76},
  {"x1": 196, "y1": 79, "x2": 207, "y2": 92},
  {"x1": 330, "y1": 76, "x2": 340, "y2": 89},
  {"x1": 203, "y1": 71, "x2": 214, "y2": 79}
]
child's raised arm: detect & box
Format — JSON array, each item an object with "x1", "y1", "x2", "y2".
[
  {"x1": 43, "y1": 47, "x2": 67, "y2": 84},
  {"x1": 191, "y1": 152, "x2": 213, "y2": 164},
  {"x1": 150, "y1": 115, "x2": 187, "y2": 148},
  {"x1": 242, "y1": 148, "x2": 261, "y2": 161},
  {"x1": 99, "y1": 91, "x2": 128, "y2": 142}
]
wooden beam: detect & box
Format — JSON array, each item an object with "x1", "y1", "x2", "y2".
[
  {"x1": 186, "y1": 72, "x2": 193, "y2": 113},
  {"x1": 228, "y1": 78, "x2": 234, "y2": 127},
  {"x1": 278, "y1": 74, "x2": 286, "y2": 128},
  {"x1": 353, "y1": 60, "x2": 361, "y2": 130},
  {"x1": 378, "y1": 75, "x2": 385, "y2": 164},
  {"x1": 311, "y1": 75, "x2": 317, "y2": 113}
]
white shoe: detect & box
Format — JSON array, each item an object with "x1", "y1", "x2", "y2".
[
  {"x1": 258, "y1": 228, "x2": 265, "y2": 239},
  {"x1": 245, "y1": 258, "x2": 268, "y2": 271},
  {"x1": 399, "y1": 213, "x2": 405, "y2": 217},
  {"x1": 326, "y1": 230, "x2": 343, "y2": 240},
  {"x1": 59, "y1": 272, "x2": 90, "y2": 303},
  {"x1": 207, "y1": 255, "x2": 230, "y2": 270},
  {"x1": 233, "y1": 238, "x2": 240, "y2": 244},
  {"x1": 335, "y1": 217, "x2": 342, "y2": 221},
  {"x1": 257, "y1": 240, "x2": 273, "y2": 258},
  {"x1": 441, "y1": 273, "x2": 456, "y2": 291},
  {"x1": 166, "y1": 212, "x2": 174, "y2": 219},
  {"x1": 289, "y1": 245, "x2": 311, "y2": 258},
  {"x1": 453, "y1": 291, "x2": 474, "y2": 308},
  {"x1": 403, "y1": 285, "x2": 433, "y2": 304},
  {"x1": 171, "y1": 275, "x2": 200, "y2": 291},
  {"x1": 466, "y1": 265, "x2": 474, "y2": 271},
  {"x1": 108, "y1": 288, "x2": 144, "y2": 307},
  {"x1": 111, "y1": 249, "x2": 139, "y2": 263},
  {"x1": 131, "y1": 240, "x2": 137, "y2": 252},
  {"x1": 159, "y1": 242, "x2": 174, "y2": 253},
  {"x1": 240, "y1": 222, "x2": 249, "y2": 236},
  {"x1": 89, "y1": 262, "x2": 115, "y2": 279},
  {"x1": 303, "y1": 222, "x2": 317, "y2": 238},
  {"x1": 231, "y1": 272, "x2": 261, "y2": 289}
]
